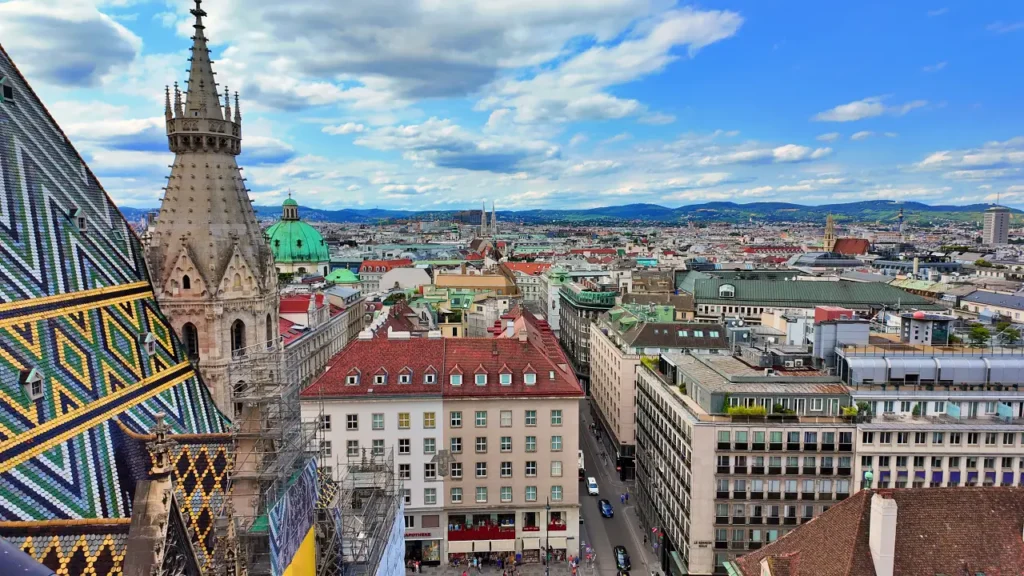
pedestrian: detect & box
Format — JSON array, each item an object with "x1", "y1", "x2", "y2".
[
  {"x1": 462, "y1": 570, "x2": 468, "y2": 576},
  {"x1": 620, "y1": 493, "x2": 625, "y2": 504},
  {"x1": 625, "y1": 492, "x2": 629, "y2": 502},
  {"x1": 644, "y1": 535, "x2": 648, "y2": 545}
]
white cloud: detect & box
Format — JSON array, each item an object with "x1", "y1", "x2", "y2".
[
  {"x1": 913, "y1": 137, "x2": 1024, "y2": 176},
  {"x1": 884, "y1": 132, "x2": 899, "y2": 138},
  {"x1": 927, "y1": 8, "x2": 948, "y2": 17},
  {"x1": 816, "y1": 132, "x2": 840, "y2": 142},
  {"x1": 323, "y1": 122, "x2": 367, "y2": 135},
  {"x1": 569, "y1": 134, "x2": 589, "y2": 148},
  {"x1": 638, "y1": 112, "x2": 677, "y2": 125},
  {"x1": 812, "y1": 96, "x2": 928, "y2": 122},
  {"x1": 566, "y1": 160, "x2": 622, "y2": 177},
  {"x1": 922, "y1": 61, "x2": 947, "y2": 73},
  {"x1": 0, "y1": 0, "x2": 141, "y2": 87},
  {"x1": 777, "y1": 177, "x2": 850, "y2": 192},
  {"x1": 851, "y1": 131, "x2": 873, "y2": 141},
  {"x1": 988, "y1": 21, "x2": 1024, "y2": 34},
  {"x1": 698, "y1": 144, "x2": 832, "y2": 166},
  {"x1": 832, "y1": 185, "x2": 951, "y2": 201},
  {"x1": 602, "y1": 133, "x2": 633, "y2": 144}
]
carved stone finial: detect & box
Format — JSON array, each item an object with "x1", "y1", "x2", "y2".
[{"x1": 148, "y1": 412, "x2": 177, "y2": 477}]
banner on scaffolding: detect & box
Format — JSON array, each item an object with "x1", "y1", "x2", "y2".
[{"x1": 270, "y1": 459, "x2": 320, "y2": 576}]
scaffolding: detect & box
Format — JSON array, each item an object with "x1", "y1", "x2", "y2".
[
  {"x1": 314, "y1": 435, "x2": 402, "y2": 576},
  {"x1": 228, "y1": 338, "x2": 319, "y2": 576}
]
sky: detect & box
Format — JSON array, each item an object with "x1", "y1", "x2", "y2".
[{"x1": 1, "y1": 0, "x2": 1022, "y2": 211}]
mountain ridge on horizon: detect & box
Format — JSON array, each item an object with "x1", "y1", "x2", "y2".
[{"x1": 119, "y1": 199, "x2": 1014, "y2": 225}]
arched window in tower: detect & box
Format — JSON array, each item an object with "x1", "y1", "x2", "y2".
[
  {"x1": 182, "y1": 275, "x2": 191, "y2": 290},
  {"x1": 231, "y1": 320, "x2": 246, "y2": 357},
  {"x1": 266, "y1": 314, "x2": 274, "y2": 349},
  {"x1": 182, "y1": 323, "x2": 199, "y2": 360},
  {"x1": 233, "y1": 274, "x2": 242, "y2": 290}
]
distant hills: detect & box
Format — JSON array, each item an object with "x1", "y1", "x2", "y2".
[{"x1": 119, "y1": 200, "x2": 1013, "y2": 226}]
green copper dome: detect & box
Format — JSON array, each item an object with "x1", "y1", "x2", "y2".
[
  {"x1": 266, "y1": 198, "x2": 329, "y2": 265},
  {"x1": 326, "y1": 268, "x2": 359, "y2": 284}
]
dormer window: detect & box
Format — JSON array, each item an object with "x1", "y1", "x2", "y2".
[
  {"x1": 69, "y1": 207, "x2": 86, "y2": 232},
  {"x1": 549, "y1": 371, "x2": 555, "y2": 380},
  {"x1": 500, "y1": 373, "x2": 512, "y2": 386},
  {"x1": 346, "y1": 375, "x2": 359, "y2": 385},
  {"x1": 374, "y1": 374, "x2": 387, "y2": 385},
  {"x1": 524, "y1": 372, "x2": 537, "y2": 385},
  {"x1": 141, "y1": 333, "x2": 157, "y2": 356},
  {"x1": 399, "y1": 373, "x2": 411, "y2": 384},
  {"x1": 451, "y1": 374, "x2": 462, "y2": 386},
  {"x1": 719, "y1": 284, "x2": 736, "y2": 299},
  {"x1": 0, "y1": 77, "x2": 13, "y2": 103},
  {"x1": 476, "y1": 374, "x2": 487, "y2": 386},
  {"x1": 21, "y1": 368, "x2": 43, "y2": 400},
  {"x1": 425, "y1": 373, "x2": 436, "y2": 384}
]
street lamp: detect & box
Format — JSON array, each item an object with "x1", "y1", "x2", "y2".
[{"x1": 546, "y1": 497, "x2": 551, "y2": 576}]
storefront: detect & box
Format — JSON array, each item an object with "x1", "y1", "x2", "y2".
[
  {"x1": 520, "y1": 538, "x2": 541, "y2": 564},
  {"x1": 547, "y1": 537, "x2": 568, "y2": 562},
  {"x1": 405, "y1": 530, "x2": 442, "y2": 566}
]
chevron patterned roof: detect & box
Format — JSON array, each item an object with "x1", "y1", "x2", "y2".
[{"x1": 0, "y1": 44, "x2": 230, "y2": 574}]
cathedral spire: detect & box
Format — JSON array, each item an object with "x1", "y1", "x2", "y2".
[
  {"x1": 823, "y1": 213, "x2": 837, "y2": 252},
  {"x1": 184, "y1": 0, "x2": 223, "y2": 120},
  {"x1": 164, "y1": 85, "x2": 172, "y2": 120}
]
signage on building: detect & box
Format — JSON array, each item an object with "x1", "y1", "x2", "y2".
[{"x1": 405, "y1": 532, "x2": 434, "y2": 538}]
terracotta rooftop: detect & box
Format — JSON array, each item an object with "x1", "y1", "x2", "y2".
[
  {"x1": 730, "y1": 487, "x2": 1024, "y2": 576},
  {"x1": 359, "y1": 259, "x2": 413, "y2": 273},
  {"x1": 279, "y1": 293, "x2": 325, "y2": 314},
  {"x1": 301, "y1": 336, "x2": 583, "y2": 399},
  {"x1": 502, "y1": 262, "x2": 552, "y2": 276}
]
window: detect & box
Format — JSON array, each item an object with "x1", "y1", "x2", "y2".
[
  {"x1": 931, "y1": 457, "x2": 942, "y2": 468},
  {"x1": 372, "y1": 439, "x2": 384, "y2": 456},
  {"x1": 450, "y1": 411, "x2": 462, "y2": 428},
  {"x1": 399, "y1": 374, "x2": 411, "y2": 384},
  {"x1": 984, "y1": 458, "x2": 995, "y2": 469},
  {"x1": 896, "y1": 457, "x2": 907, "y2": 468},
  {"x1": 967, "y1": 433, "x2": 979, "y2": 446},
  {"x1": 900, "y1": 401, "x2": 912, "y2": 413},
  {"x1": 770, "y1": 431, "x2": 783, "y2": 443},
  {"x1": 346, "y1": 414, "x2": 359, "y2": 431},
  {"x1": 551, "y1": 461, "x2": 563, "y2": 477},
  {"x1": 372, "y1": 413, "x2": 384, "y2": 430},
  {"x1": 914, "y1": 432, "x2": 926, "y2": 444},
  {"x1": 451, "y1": 437, "x2": 462, "y2": 454},
  {"x1": 500, "y1": 462, "x2": 512, "y2": 478},
  {"x1": 476, "y1": 374, "x2": 488, "y2": 386},
  {"x1": 399, "y1": 464, "x2": 411, "y2": 480},
  {"x1": 501, "y1": 486, "x2": 513, "y2": 502},
  {"x1": 451, "y1": 488, "x2": 463, "y2": 503},
  {"x1": 985, "y1": 433, "x2": 997, "y2": 446},
  {"x1": 1004, "y1": 433, "x2": 1015, "y2": 446},
  {"x1": 182, "y1": 323, "x2": 199, "y2": 359},
  {"x1": 862, "y1": 432, "x2": 874, "y2": 444},
  {"x1": 476, "y1": 462, "x2": 487, "y2": 478},
  {"x1": 347, "y1": 440, "x2": 359, "y2": 457},
  {"x1": 423, "y1": 438, "x2": 436, "y2": 455},
  {"x1": 398, "y1": 412, "x2": 410, "y2": 429},
  {"x1": 425, "y1": 488, "x2": 437, "y2": 505},
  {"x1": 933, "y1": 432, "x2": 944, "y2": 444},
  {"x1": 718, "y1": 431, "x2": 730, "y2": 443},
  {"x1": 811, "y1": 398, "x2": 823, "y2": 412},
  {"x1": 374, "y1": 374, "x2": 387, "y2": 385},
  {"x1": 526, "y1": 461, "x2": 537, "y2": 476},
  {"x1": 321, "y1": 440, "x2": 332, "y2": 458},
  {"x1": 525, "y1": 372, "x2": 537, "y2": 385},
  {"x1": 450, "y1": 463, "x2": 463, "y2": 479},
  {"x1": 476, "y1": 437, "x2": 488, "y2": 453},
  {"x1": 500, "y1": 373, "x2": 512, "y2": 385},
  {"x1": 551, "y1": 410, "x2": 563, "y2": 426},
  {"x1": 230, "y1": 320, "x2": 246, "y2": 355},
  {"x1": 405, "y1": 516, "x2": 414, "y2": 529},
  {"x1": 424, "y1": 463, "x2": 437, "y2": 480},
  {"x1": 525, "y1": 410, "x2": 537, "y2": 426},
  {"x1": 950, "y1": 433, "x2": 961, "y2": 445},
  {"x1": 424, "y1": 412, "x2": 436, "y2": 429},
  {"x1": 318, "y1": 414, "x2": 332, "y2": 431},
  {"x1": 950, "y1": 457, "x2": 960, "y2": 468},
  {"x1": 551, "y1": 486, "x2": 563, "y2": 502},
  {"x1": 476, "y1": 487, "x2": 488, "y2": 503},
  {"x1": 525, "y1": 436, "x2": 537, "y2": 452},
  {"x1": 896, "y1": 432, "x2": 908, "y2": 445},
  {"x1": 501, "y1": 437, "x2": 512, "y2": 452},
  {"x1": 934, "y1": 401, "x2": 945, "y2": 413},
  {"x1": 551, "y1": 436, "x2": 563, "y2": 451},
  {"x1": 880, "y1": 432, "x2": 892, "y2": 444},
  {"x1": 475, "y1": 411, "x2": 487, "y2": 427},
  {"x1": 526, "y1": 486, "x2": 537, "y2": 502},
  {"x1": 879, "y1": 456, "x2": 890, "y2": 467},
  {"x1": 425, "y1": 373, "x2": 436, "y2": 384},
  {"x1": 398, "y1": 439, "x2": 410, "y2": 455},
  {"x1": 451, "y1": 374, "x2": 463, "y2": 386},
  {"x1": 500, "y1": 411, "x2": 512, "y2": 427},
  {"x1": 1003, "y1": 457, "x2": 1014, "y2": 468}
]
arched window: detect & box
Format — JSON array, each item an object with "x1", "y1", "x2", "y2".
[
  {"x1": 231, "y1": 320, "x2": 246, "y2": 357},
  {"x1": 182, "y1": 275, "x2": 191, "y2": 290},
  {"x1": 298, "y1": 267, "x2": 307, "y2": 274},
  {"x1": 266, "y1": 314, "x2": 274, "y2": 349},
  {"x1": 182, "y1": 323, "x2": 200, "y2": 359},
  {"x1": 233, "y1": 274, "x2": 242, "y2": 290},
  {"x1": 719, "y1": 284, "x2": 736, "y2": 299}
]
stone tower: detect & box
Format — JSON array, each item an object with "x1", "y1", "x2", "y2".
[
  {"x1": 490, "y1": 200, "x2": 497, "y2": 236},
  {"x1": 823, "y1": 213, "x2": 837, "y2": 252},
  {"x1": 147, "y1": 0, "x2": 279, "y2": 413}
]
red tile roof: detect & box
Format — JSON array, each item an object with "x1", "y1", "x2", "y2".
[
  {"x1": 279, "y1": 317, "x2": 305, "y2": 346},
  {"x1": 301, "y1": 337, "x2": 583, "y2": 399},
  {"x1": 502, "y1": 262, "x2": 552, "y2": 276},
  {"x1": 279, "y1": 293, "x2": 325, "y2": 314},
  {"x1": 359, "y1": 259, "x2": 414, "y2": 273},
  {"x1": 832, "y1": 238, "x2": 870, "y2": 256},
  {"x1": 731, "y1": 488, "x2": 1024, "y2": 576}
]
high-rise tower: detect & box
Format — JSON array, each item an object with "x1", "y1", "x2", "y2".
[{"x1": 147, "y1": 0, "x2": 279, "y2": 412}]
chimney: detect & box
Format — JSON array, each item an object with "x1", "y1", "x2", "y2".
[
  {"x1": 869, "y1": 494, "x2": 898, "y2": 576},
  {"x1": 518, "y1": 328, "x2": 528, "y2": 342},
  {"x1": 912, "y1": 257, "x2": 920, "y2": 276},
  {"x1": 505, "y1": 320, "x2": 515, "y2": 338}
]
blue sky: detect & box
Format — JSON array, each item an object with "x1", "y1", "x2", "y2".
[{"x1": 1, "y1": 0, "x2": 1022, "y2": 210}]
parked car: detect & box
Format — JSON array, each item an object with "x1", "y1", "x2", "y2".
[
  {"x1": 614, "y1": 546, "x2": 631, "y2": 571},
  {"x1": 587, "y1": 477, "x2": 599, "y2": 496},
  {"x1": 598, "y1": 499, "x2": 614, "y2": 518}
]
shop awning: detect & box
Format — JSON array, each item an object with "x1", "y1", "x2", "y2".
[
  {"x1": 548, "y1": 537, "x2": 568, "y2": 549},
  {"x1": 491, "y1": 540, "x2": 516, "y2": 552},
  {"x1": 522, "y1": 538, "x2": 541, "y2": 550},
  {"x1": 473, "y1": 541, "x2": 490, "y2": 552},
  {"x1": 448, "y1": 541, "x2": 474, "y2": 554}
]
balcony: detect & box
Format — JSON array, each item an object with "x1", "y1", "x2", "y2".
[
  {"x1": 768, "y1": 466, "x2": 782, "y2": 475},
  {"x1": 730, "y1": 542, "x2": 746, "y2": 550},
  {"x1": 752, "y1": 443, "x2": 765, "y2": 451},
  {"x1": 838, "y1": 467, "x2": 851, "y2": 476},
  {"x1": 734, "y1": 442, "x2": 748, "y2": 450},
  {"x1": 836, "y1": 492, "x2": 850, "y2": 501},
  {"x1": 732, "y1": 492, "x2": 747, "y2": 500},
  {"x1": 735, "y1": 467, "x2": 749, "y2": 475},
  {"x1": 802, "y1": 468, "x2": 816, "y2": 476},
  {"x1": 767, "y1": 492, "x2": 781, "y2": 500},
  {"x1": 716, "y1": 491, "x2": 730, "y2": 499},
  {"x1": 751, "y1": 466, "x2": 766, "y2": 475},
  {"x1": 715, "y1": 516, "x2": 729, "y2": 525},
  {"x1": 769, "y1": 443, "x2": 783, "y2": 451},
  {"x1": 731, "y1": 516, "x2": 745, "y2": 525},
  {"x1": 767, "y1": 517, "x2": 780, "y2": 525},
  {"x1": 748, "y1": 542, "x2": 762, "y2": 550},
  {"x1": 800, "y1": 493, "x2": 816, "y2": 501},
  {"x1": 448, "y1": 525, "x2": 517, "y2": 541},
  {"x1": 839, "y1": 443, "x2": 852, "y2": 452},
  {"x1": 784, "y1": 492, "x2": 798, "y2": 500},
  {"x1": 717, "y1": 466, "x2": 730, "y2": 474},
  {"x1": 749, "y1": 517, "x2": 763, "y2": 525},
  {"x1": 820, "y1": 468, "x2": 835, "y2": 476},
  {"x1": 820, "y1": 494, "x2": 834, "y2": 501},
  {"x1": 803, "y1": 444, "x2": 818, "y2": 452},
  {"x1": 821, "y1": 443, "x2": 835, "y2": 451},
  {"x1": 784, "y1": 517, "x2": 798, "y2": 525},
  {"x1": 787, "y1": 443, "x2": 800, "y2": 451},
  {"x1": 785, "y1": 466, "x2": 799, "y2": 475},
  {"x1": 717, "y1": 442, "x2": 731, "y2": 451},
  {"x1": 548, "y1": 522, "x2": 567, "y2": 532},
  {"x1": 715, "y1": 541, "x2": 727, "y2": 550}
]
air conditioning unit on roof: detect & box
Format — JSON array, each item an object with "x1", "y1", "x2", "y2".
[{"x1": 784, "y1": 360, "x2": 795, "y2": 368}]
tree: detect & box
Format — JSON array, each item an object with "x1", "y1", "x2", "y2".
[
  {"x1": 383, "y1": 292, "x2": 406, "y2": 306},
  {"x1": 975, "y1": 259, "x2": 993, "y2": 268},
  {"x1": 968, "y1": 325, "x2": 991, "y2": 347}
]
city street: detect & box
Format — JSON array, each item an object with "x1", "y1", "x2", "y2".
[{"x1": 577, "y1": 399, "x2": 659, "y2": 576}]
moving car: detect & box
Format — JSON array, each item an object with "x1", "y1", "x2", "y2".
[
  {"x1": 598, "y1": 499, "x2": 614, "y2": 518},
  {"x1": 587, "y1": 477, "x2": 599, "y2": 496},
  {"x1": 614, "y1": 546, "x2": 631, "y2": 571}
]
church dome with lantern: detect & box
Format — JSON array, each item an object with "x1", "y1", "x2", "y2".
[{"x1": 265, "y1": 196, "x2": 330, "y2": 276}]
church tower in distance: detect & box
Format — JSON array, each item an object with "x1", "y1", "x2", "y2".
[{"x1": 147, "y1": 0, "x2": 279, "y2": 413}]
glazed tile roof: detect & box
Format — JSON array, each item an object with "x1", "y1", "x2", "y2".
[
  {"x1": 0, "y1": 43, "x2": 229, "y2": 575},
  {"x1": 731, "y1": 488, "x2": 1024, "y2": 576},
  {"x1": 301, "y1": 336, "x2": 582, "y2": 399}
]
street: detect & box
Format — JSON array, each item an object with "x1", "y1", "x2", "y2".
[{"x1": 577, "y1": 399, "x2": 658, "y2": 576}]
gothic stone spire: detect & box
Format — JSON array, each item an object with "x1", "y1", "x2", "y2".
[{"x1": 185, "y1": 0, "x2": 224, "y2": 120}]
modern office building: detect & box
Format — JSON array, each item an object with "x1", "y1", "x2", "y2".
[
  {"x1": 635, "y1": 352, "x2": 855, "y2": 575},
  {"x1": 983, "y1": 205, "x2": 1011, "y2": 245},
  {"x1": 301, "y1": 325, "x2": 584, "y2": 565}
]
